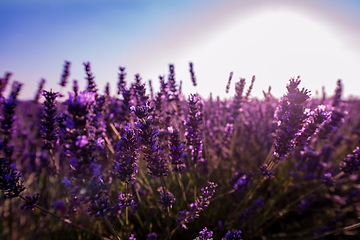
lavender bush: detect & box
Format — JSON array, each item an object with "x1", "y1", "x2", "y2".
[{"x1": 0, "y1": 63, "x2": 360, "y2": 240}]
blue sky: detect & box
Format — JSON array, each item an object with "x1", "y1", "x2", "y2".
[{"x1": 1, "y1": 0, "x2": 360, "y2": 100}]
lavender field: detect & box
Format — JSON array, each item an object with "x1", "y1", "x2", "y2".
[{"x1": 1, "y1": 61, "x2": 360, "y2": 240}]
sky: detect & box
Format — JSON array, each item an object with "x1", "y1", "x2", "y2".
[{"x1": 1, "y1": 0, "x2": 360, "y2": 101}]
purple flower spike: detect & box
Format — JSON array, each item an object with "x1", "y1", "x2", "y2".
[
  {"x1": 185, "y1": 94, "x2": 204, "y2": 164},
  {"x1": 59, "y1": 61, "x2": 71, "y2": 87},
  {"x1": 0, "y1": 158, "x2": 25, "y2": 199},
  {"x1": 133, "y1": 102, "x2": 168, "y2": 177},
  {"x1": 114, "y1": 127, "x2": 139, "y2": 183},
  {"x1": 273, "y1": 77, "x2": 310, "y2": 161},
  {"x1": 20, "y1": 193, "x2": 40, "y2": 210},
  {"x1": 189, "y1": 62, "x2": 197, "y2": 87},
  {"x1": 340, "y1": 147, "x2": 360, "y2": 175},
  {"x1": 146, "y1": 233, "x2": 157, "y2": 240},
  {"x1": 0, "y1": 72, "x2": 11, "y2": 98},
  {"x1": 177, "y1": 181, "x2": 217, "y2": 229},
  {"x1": 83, "y1": 62, "x2": 98, "y2": 94},
  {"x1": 168, "y1": 126, "x2": 186, "y2": 173},
  {"x1": 157, "y1": 187, "x2": 176, "y2": 209},
  {"x1": 194, "y1": 227, "x2": 213, "y2": 240},
  {"x1": 41, "y1": 90, "x2": 59, "y2": 149},
  {"x1": 259, "y1": 164, "x2": 274, "y2": 179},
  {"x1": 222, "y1": 229, "x2": 243, "y2": 240},
  {"x1": 76, "y1": 135, "x2": 88, "y2": 148},
  {"x1": 117, "y1": 66, "x2": 127, "y2": 95}
]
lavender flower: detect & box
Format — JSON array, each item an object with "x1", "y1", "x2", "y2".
[
  {"x1": 148, "y1": 79, "x2": 154, "y2": 100},
  {"x1": 133, "y1": 104, "x2": 168, "y2": 177},
  {"x1": 59, "y1": 61, "x2": 71, "y2": 87},
  {"x1": 168, "y1": 126, "x2": 186, "y2": 173},
  {"x1": 177, "y1": 181, "x2": 217, "y2": 229},
  {"x1": 118, "y1": 66, "x2": 127, "y2": 95},
  {"x1": 118, "y1": 191, "x2": 135, "y2": 209},
  {"x1": 194, "y1": 227, "x2": 213, "y2": 240},
  {"x1": 259, "y1": 164, "x2": 274, "y2": 179},
  {"x1": 332, "y1": 79, "x2": 342, "y2": 107},
  {"x1": 273, "y1": 77, "x2": 310, "y2": 161},
  {"x1": 232, "y1": 78, "x2": 246, "y2": 120},
  {"x1": 189, "y1": 62, "x2": 197, "y2": 87},
  {"x1": 73, "y1": 80, "x2": 79, "y2": 98},
  {"x1": 0, "y1": 158, "x2": 25, "y2": 199},
  {"x1": 295, "y1": 105, "x2": 329, "y2": 148},
  {"x1": 1, "y1": 95, "x2": 17, "y2": 140},
  {"x1": 157, "y1": 187, "x2": 176, "y2": 209},
  {"x1": 34, "y1": 78, "x2": 46, "y2": 103},
  {"x1": 1, "y1": 83, "x2": 22, "y2": 159},
  {"x1": 66, "y1": 90, "x2": 95, "y2": 129},
  {"x1": 229, "y1": 169, "x2": 253, "y2": 190},
  {"x1": 20, "y1": 193, "x2": 40, "y2": 210},
  {"x1": 83, "y1": 62, "x2": 98, "y2": 94},
  {"x1": 168, "y1": 64, "x2": 178, "y2": 100},
  {"x1": 132, "y1": 74, "x2": 148, "y2": 106},
  {"x1": 340, "y1": 147, "x2": 360, "y2": 175},
  {"x1": 41, "y1": 90, "x2": 59, "y2": 149},
  {"x1": 0, "y1": 72, "x2": 11, "y2": 98},
  {"x1": 104, "y1": 82, "x2": 111, "y2": 98},
  {"x1": 9, "y1": 81, "x2": 22, "y2": 100},
  {"x1": 85, "y1": 176, "x2": 115, "y2": 218},
  {"x1": 318, "y1": 109, "x2": 346, "y2": 139},
  {"x1": 225, "y1": 72, "x2": 233, "y2": 94},
  {"x1": 244, "y1": 75, "x2": 255, "y2": 101},
  {"x1": 321, "y1": 172, "x2": 335, "y2": 187},
  {"x1": 120, "y1": 89, "x2": 132, "y2": 122},
  {"x1": 185, "y1": 94, "x2": 203, "y2": 164},
  {"x1": 114, "y1": 126, "x2": 139, "y2": 183},
  {"x1": 222, "y1": 229, "x2": 243, "y2": 240},
  {"x1": 146, "y1": 233, "x2": 157, "y2": 240}
]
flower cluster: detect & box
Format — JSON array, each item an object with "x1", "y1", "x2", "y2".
[
  {"x1": 20, "y1": 193, "x2": 40, "y2": 210},
  {"x1": 114, "y1": 126, "x2": 139, "y2": 183},
  {"x1": 273, "y1": 77, "x2": 310, "y2": 161},
  {"x1": 295, "y1": 105, "x2": 329, "y2": 148},
  {"x1": 340, "y1": 147, "x2": 360, "y2": 175},
  {"x1": 229, "y1": 169, "x2": 254, "y2": 191},
  {"x1": 222, "y1": 229, "x2": 243, "y2": 240},
  {"x1": 157, "y1": 187, "x2": 176, "y2": 209},
  {"x1": 41, "y1": 90, "x2": 59, "y2": 149},
  {"x1": 133, "y1": 103, "x2": 168, "y2": 178},
  {"x1": 194, "y1": 227, "x2": 213, "y2": 240},
  {"x1": 185, "y1": 94, "x2": 203, "y2": 164},
  {"x1": 177, "y1": 181, "x2": 217, "y2": 229},
  {"x1": 168, "y1": 126, "x2": 186, "y2": 173},
  {"x1": 0, "y1": 158, "x2": 25, "y2": 199}
]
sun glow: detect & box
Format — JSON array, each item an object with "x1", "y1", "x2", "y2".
[{"x1": 141, "y1": 6, "x2": 360, "y2": 99}]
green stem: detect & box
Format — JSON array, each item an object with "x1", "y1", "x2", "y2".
[
  {"x1": 309, "y1": 222, "x2": 360, "y2": 240},
  {"x1": 49, "y1": 149, "x2": 68, "y2": 204},
  {"x1": 103, "y1": 215, "x2": 121, "y2": 240},
  {"x1": 176, "y1": 173, "x2": 187, "y2": 203}
]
